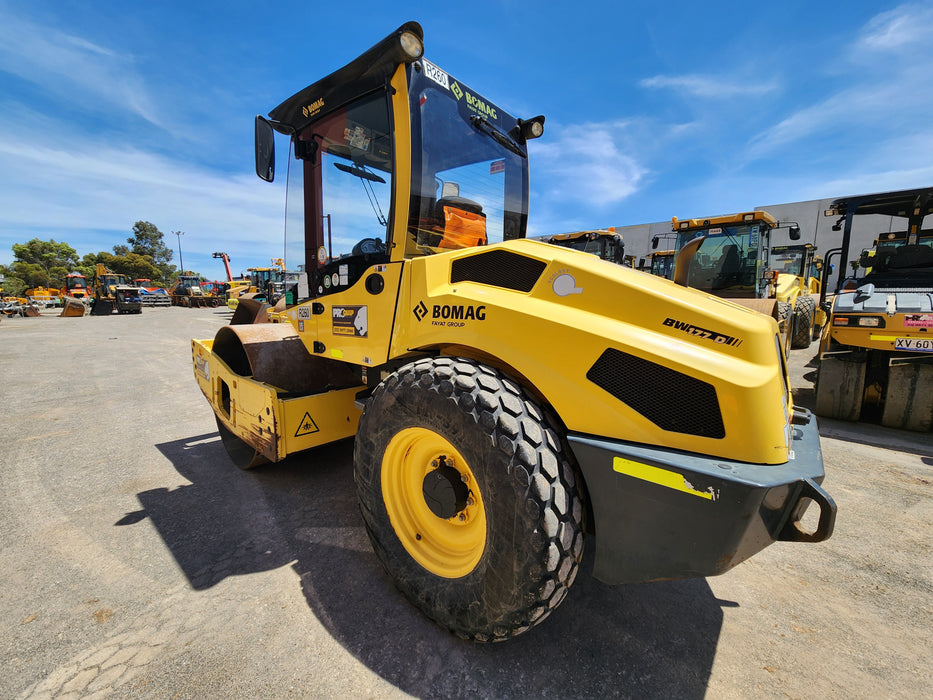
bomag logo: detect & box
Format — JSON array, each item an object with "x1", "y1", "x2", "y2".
[
  {"x1": 663, "y1": 317, "x2": 742, "y2": 347},
  {"x1": 302, "y1": 98, "x2": 324, "y2": 118},
  {"x1": 465, "y1": 92, "x2": 497, "y2": 120},
  {"x1": 433, "y1": 304, "x2": 486, "y2": 321},
  {"x1": 413, "y1": 301, "x2": 486, "y2": 326}
]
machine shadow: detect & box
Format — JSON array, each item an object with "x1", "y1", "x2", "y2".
[{"x1": 144, "y1": 433, "x2": 727, "y2": 698}]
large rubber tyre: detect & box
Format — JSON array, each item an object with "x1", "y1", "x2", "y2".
[
  {"x1": 353, "y1": 356, "x2": 585, "y2": 642},
  {"x1": 774, "y1": 301, "x2": 793, "y2": 354},
  {"x1": 791, "y1": 295, "x2": 816, "y2": 349}
]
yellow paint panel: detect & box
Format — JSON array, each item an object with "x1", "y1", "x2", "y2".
[
  {"x1": 613, "y1": 456, "x2": 713, "y2": 500},
  {"x1": 397, "y1": 239, "x2": 792, "y2": 465},
  {"x1": 281, "y1": 387, "x2": 361, "y2": 454}
]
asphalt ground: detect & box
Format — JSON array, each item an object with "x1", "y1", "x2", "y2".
[{"x1": 1, "y1": 306, "x2": 931, "y2": 699}]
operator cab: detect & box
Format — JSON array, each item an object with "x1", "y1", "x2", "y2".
[
  {"x1": 670, "y1": 212, "x2": 801, "y2": 298},
  {"x1": 253, "y1": 22, "x2": 543, "y2": 300}
]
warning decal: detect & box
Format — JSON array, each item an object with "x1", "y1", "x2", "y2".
[{"x1": 295, "y1": 413, "x2": 320, "y2": 437}]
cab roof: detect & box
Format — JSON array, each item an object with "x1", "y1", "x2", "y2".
[
  {"x1": 267, "y1": 21, "x2": 423, "y2": 135},
  {"x1": 671, "y1": 211, "x2": 777, "y2": 231},
  {"x1": 826, "y1": 186, "x2": 933, "y2": 219},
  {"x1": 548, "y1": 229, "x2": 622, "y2": 242}
]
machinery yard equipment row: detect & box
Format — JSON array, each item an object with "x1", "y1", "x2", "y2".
[
  {"x1": 816, "y1": 187, "x2": 933, "y2": 431},
  {"x1": 192, "y1": 22, "x2": 835, "y2": 641}
]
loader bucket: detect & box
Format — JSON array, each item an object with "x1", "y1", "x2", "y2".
[
  {"x1": 230, "y1": 297, "x2": 270, "y2": 325},
  {"x1": 60, "y1": 297, "x2": 87, "y2": 317},
  {"x1": 91, "y1": 299, "x2": 114, "y2": 315},
  {"x1": 23, "y1": 304, "x2": 41, "y2": 317}
]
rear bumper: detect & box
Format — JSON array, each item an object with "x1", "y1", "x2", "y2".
[{"x1": 569, "y1": 408, "x2": 835, "y2": 585}]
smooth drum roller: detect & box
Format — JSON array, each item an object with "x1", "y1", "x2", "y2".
[{"x1": 211, "y1": 323, "x2": 360, "y2": 468}]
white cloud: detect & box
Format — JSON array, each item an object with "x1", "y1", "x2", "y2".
[
  {"x1": 858, "y1": 1, "x2": 933, "y2": 51},
  {"x1": 639, "y1": 74, "x2": 778, "y2": 98},
  {"x1": 747, "y1": 3, "x2": 933, "y2": 159},
  {"x1": 0, "y1": 12, "x2": 165, "y2": 130},
  {"x1": 0, "y1": 119, "x2": 287, "y2": 270},
  {"x1": 745, "y1": 82, "x2": 906, "y2": 157},
  {"x1": 531, "y1": 121, "x2": 647, "y2": 209}
]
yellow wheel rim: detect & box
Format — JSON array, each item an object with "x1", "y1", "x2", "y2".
[{"x1": 382, "y1": 427, "x2": 486, "y2": 578}]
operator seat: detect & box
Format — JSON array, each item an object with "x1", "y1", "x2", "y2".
[
  {"x1": 435, "y1": 196, "x2": 487, "y2": 249},
  {"x1": 719, "y1": 244, "x2": 740, "y2": 277}
]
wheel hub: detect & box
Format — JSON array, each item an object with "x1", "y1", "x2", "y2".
[{"x1": 422, "y1": 457, "x2": 469, "y2": 519}]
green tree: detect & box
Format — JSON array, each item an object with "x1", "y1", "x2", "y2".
[
  {"x1": 82, "y1": 250, "x2": 189, "y2": 287},
  {"x1": 127, "y1": 221, "x2": 175, "y2": 282},
  {"x1": 11, "y1": 238, "x2": 79, "y2": 288},
  {"x1": 117, "y1": 253, "x2": 162, "y2": 282},
  {"x1": 0, "y1": 264, "x2": 26, "y2": 296},
  {"x1": 10, "y1": 262, "x2": 50, "y2": 289}
]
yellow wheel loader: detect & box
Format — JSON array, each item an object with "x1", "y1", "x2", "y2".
[
  {"x1": 816, "y1": 187, "x2": 933, "y2": 431},
  {"x1": 191, "y1": 22, "x2": 835, "y2": 642}
]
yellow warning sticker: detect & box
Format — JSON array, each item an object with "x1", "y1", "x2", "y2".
[
  {"x1": 295, "y1": 413, "x2": 320, "y2": 437},
  {"x1": 613, "y1": 457, "x2": 716, "y2": 500}
]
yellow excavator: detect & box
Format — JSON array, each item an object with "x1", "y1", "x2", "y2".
[{"x1": 191, "y1": 22, "x2": 835, "y2": 642}]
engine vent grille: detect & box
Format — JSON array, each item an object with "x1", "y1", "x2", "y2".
[
  {"x1": 450, "y1": 250, "x2": 546, "y2": 292},
  {"x1": 587, "y1": 348, "x2": 725, "y2": 438}
]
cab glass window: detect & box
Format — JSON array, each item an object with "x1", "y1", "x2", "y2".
[{"x1": 406, "y1": 62, "x2": 528, "y2": 257}]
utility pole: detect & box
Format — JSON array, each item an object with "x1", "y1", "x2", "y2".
[{"x1": 173, "y1": 230, "x2": 185, "y2": 274}]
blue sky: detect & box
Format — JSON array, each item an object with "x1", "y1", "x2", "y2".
[{"x1": 2, "y1": 1, "x2": 932, "y2": 277}]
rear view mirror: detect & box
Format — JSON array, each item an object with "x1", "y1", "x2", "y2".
[
  {"x1": 789, "y1": 225, "x2": 801, "y2": 241},
  {"x1": 255, "y1": 116, "x2": 275, "y2": 182}
]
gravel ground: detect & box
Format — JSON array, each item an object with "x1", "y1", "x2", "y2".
[{"x1": 1, "y1": 306, "x2": 930, "y2": 699}]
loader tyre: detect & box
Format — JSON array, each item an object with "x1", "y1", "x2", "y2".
[
  {"x1": 353, "y1": 356, "x2": 584, "y2": 642},
  {"x1": 791, "y1": 295, "x2": 816, "y2": 349}
]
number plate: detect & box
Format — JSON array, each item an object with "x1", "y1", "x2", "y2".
[
  {"x1": 422, "y1": 59, "x2": 450, "y2": 90},
  {"x1": 895, "y1": 337, "x2": 933, "y2": 352}
]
